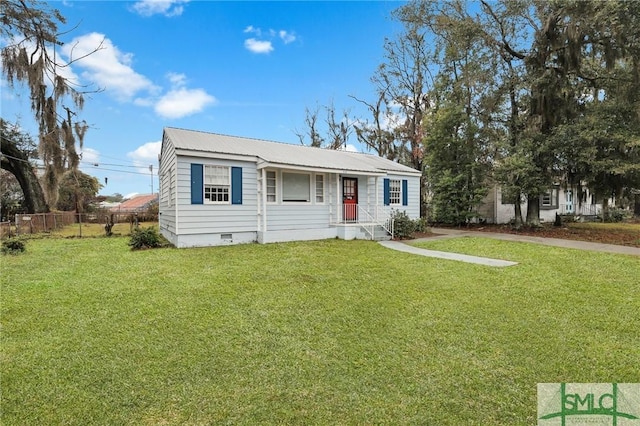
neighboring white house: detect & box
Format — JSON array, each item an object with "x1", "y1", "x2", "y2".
[
  {"x1": 478, "y1": 184, "x2": 604, "y2": 224},
  {"x1": 158, "y1": 127, "x2": 422, "y2": 248}
]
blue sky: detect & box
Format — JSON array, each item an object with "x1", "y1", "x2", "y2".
[{"x1": 2, "y1": 0, "x2": 405, "y2": 198}]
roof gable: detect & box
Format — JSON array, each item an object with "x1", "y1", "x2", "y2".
[{"x1": 163, "y1": 127, "x2": 420, "y2": 175}]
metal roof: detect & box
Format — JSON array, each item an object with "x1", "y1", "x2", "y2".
[
  {"x1": 109, "y1": 193, "x2": 158, "y2": 213},
  {"x1": 163, "y1": 127, "x2": 421, "y2": 175}
]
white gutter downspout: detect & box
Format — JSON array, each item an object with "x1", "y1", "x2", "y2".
[{"x1": 261, "y1": 168, "x2": 268, "y2": 240}]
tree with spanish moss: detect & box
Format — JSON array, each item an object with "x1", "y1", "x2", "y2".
[{"x1": 1, "y1": 0, "x2": 100, "y2": 211}]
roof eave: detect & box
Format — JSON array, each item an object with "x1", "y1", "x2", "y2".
[
  {"x1": 257, "y1": 160, "x2": 386, "y2": 176},
  {"x1": 175, "y1": 148, "x2": 258, "y2": 163}
]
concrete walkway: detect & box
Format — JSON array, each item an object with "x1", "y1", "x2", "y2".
[
  {"x1": 378, "y1": 240, "x2": 518, "y2": 267},
  {"x1": 427, "y1": 227, "x2": 640, "y2": 257}
]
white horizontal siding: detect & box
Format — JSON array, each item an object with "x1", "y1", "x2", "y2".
[
  {"x1": 175, "y1": 156, "x2": 258, "y2": 234},
  {"x1": 159, "y1": 136, "x2": 177, "y2": 237},
  {"x1": 266, "y1": 204, "x2": 331, "y2": 230},
  {"x1": 176, "y1": 231, "x2": 257, "y2": 248}
]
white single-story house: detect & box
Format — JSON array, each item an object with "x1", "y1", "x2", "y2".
[
  {"x1": 158, "y1": 127, "x2": 422, "y2": 248},
  {"x1": 478, "y1": 184, "x2": 604, "y2": 224}
]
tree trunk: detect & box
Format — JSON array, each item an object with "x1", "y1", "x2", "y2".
[
  {"x1": 601, "y1": 197, "x2": 609, "y2": 222},
  {"x1": 513, "y1": 196, "x2": 524, "y2": 228},
  {"x1": 525, "y1": 195, "x2": 541, "y2": 227},
  {"x1": 634, "y1": 193, "x2": 640, "y2": 217},
  {"x1": 1, "y1": 138, "x2": 49, "y2": 213}
]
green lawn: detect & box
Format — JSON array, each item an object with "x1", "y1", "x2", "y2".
[{"x1": 2, "y1": 237, "x2": 638, "y2": 425}]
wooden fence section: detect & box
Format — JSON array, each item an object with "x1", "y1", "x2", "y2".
[
  {"x1": 14, "y1": 212, "x2": 77, "y2": 234},
  {"x1": 0, "y1": 222, "x2": 12, "y2": 239}
]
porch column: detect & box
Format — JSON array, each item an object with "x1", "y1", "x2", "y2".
[
  {"x1": 368, "y1": 176, "x2": 373, "y2": 218},
  {"x1": 375, "y1": 177, "x2": 379, "y2": 220},
  {"x1": 336, "y1": 174, "x2": 341, "y2": 222}
]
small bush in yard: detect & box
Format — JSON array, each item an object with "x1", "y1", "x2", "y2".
[
  {"x1": 2, "y1": 238, "x2": 26, "y2": 255},
  {"x1": 604, "y1": 207, "x2": 629, "y2": 223},
  {"x1": 129, "y1": 227, "x2": 163, "y2": 250},
  {"x1": 391, "y1": 210, "x2": 417, "y2": 239},
  {"x1": 415, "y1": 217, "x2": 429, "y2": 233}
]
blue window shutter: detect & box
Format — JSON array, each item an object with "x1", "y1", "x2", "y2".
[
  {"x1": 231, "y1": 167, "x2": 242, "y2": 205},
  {"x1": 402, "y1": 179, "x2": 408, "y2": 206},
  {"x1": 191, "y1": 163, "x2": 203, "y2": 204},
  {"x1": 383, "y1": 178, "x2": 390, "y2": 206}
]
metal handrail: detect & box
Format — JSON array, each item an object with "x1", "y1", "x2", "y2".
[
  {"x1": 375, "y1": 205, "x2": 394, "y2": 237},
  {"x1": 337, "y1": 205, "x2": 394, "y2": 240}
]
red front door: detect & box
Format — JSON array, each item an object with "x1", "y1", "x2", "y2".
[{"x1": 343, "y1": 177, "x2": 358, "y2": 222}]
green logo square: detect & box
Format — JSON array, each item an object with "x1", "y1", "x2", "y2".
[{"x1": 538, "y1": 383, "x2": 640, "y2": 425}]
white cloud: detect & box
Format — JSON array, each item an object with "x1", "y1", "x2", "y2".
[
  {"x1": 128, "y1": 141, "x2": 162, "y2": 163},
  {"x1": 127, "y1": 141, "x2": 162, "y2": 175},
  {"x1": 279, "y1": 30, "x2": 296, "y2": 44},
  {"x1": 155, "y1": 87, "x2": 216, "y2": 119},
  {"x1": 59, "y1": 34, "x2": 213, "y2": 119},
  {"x1": 151, "y1": 72, "x2": 216, "y2": 119},
  {"x1": 243, "y1": 25, "x2": 260, "y2": 35},
  {"x1": 80, "y1": 147, "x2": 100, "y2": 164},
  {"x1": 244, "y1": 38, "x2": 274, "y2": 54},
  {"x1": 132, "y1": 0, "x2": 189, "y2": 17},
  {"x1": 61, "y1": 33, "x2": 156, "y2": 101},
  {"x1": 243, "y1": 26, "x2": 297, "y2": 53},
  {"x1": 343, "y1": 144, "x2": 359, "y2": 153},
  {"x1": 166, "y1": 72, "x2": 187, "y2": 86}
]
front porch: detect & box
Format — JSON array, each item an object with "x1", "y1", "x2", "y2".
[
  {"x1": 331, "y1": 204, "x2": 394, "y2": 241},
  {"x1": 254, "y1": 166, "x2": 420, "y2": 243}
]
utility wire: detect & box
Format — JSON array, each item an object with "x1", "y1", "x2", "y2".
[
  {"x1": 86, "y1": 166, "x2": 152, "y2": 176},
  {"x1": 79, "y1": 159, "x2": 141, "y2": 168},
  {"x1": 2, "y1": 153, "x2": 153, "y2": 176},
  {"x1": 3, "y1": 136, "x2": 155, "y2": 168},
  {"x1": 0, "y1": 152, "x2": 35, "y2": 164}
]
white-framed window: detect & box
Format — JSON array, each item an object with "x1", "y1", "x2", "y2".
[
  {"x1": 266, "y1": 171, "x2": 277, "y2": 203},
  {"x1": 282, "y1": 172, "x2": 310, "y2": 202},
  {"x1": 204, "y1": 165, "x2": 230, "y2": 203},
  {"x1": 541, "y1": 188, "x2": 559, "y2": 209},
  {"x1": 389, "y1": 179, "x2": 401, "y2": 205},
  {"x1": 315, "y1": 174, "x2": 324, "y2": 203}
]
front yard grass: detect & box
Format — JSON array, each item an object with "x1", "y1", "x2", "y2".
[{"x1": 2, "y1": 237, "x2": 638, "y2": 425}]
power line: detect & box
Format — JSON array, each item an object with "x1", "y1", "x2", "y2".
[
  {"x1": 83, "y1": 166, "x2": 153, "y2": 176},
  {"x1": 2, "y1": 153, "x2": 153, "y2": 176},
  {"x1": 96, "y1": 151, "x2": 156, "y2": 165},
  {"x1": 0, "y1": 152, "x2": 36, "y2": 164},
  {"x1": 79, "y1": 159, "x2": 140, "y2": 169},
  {"x1": 3, "y1": 137, "x2": 157, "y2": 175}
]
